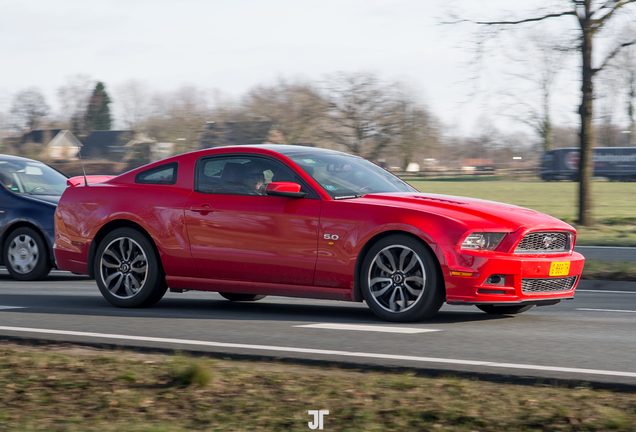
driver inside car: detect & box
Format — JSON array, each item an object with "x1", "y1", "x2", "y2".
[
  {"x1": 243, "y1": 166, "x2": 265, "y2": 194},
  {"x1": 0, "y1": 172, "x2": 16, "y2": 191}
]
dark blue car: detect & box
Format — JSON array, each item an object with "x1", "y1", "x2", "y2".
[{"x1": 0, "y1": 155, "x2": 68, "y2": 280}]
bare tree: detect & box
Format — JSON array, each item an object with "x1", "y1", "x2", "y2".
[
  {"x1": 392, "y1": 84, "x2": 440, "y2": 169},
  {"x1": 57, "y1": 75, "x2": 94, "y2": 136},
  {"x1": 500, "y1": 29, "x2": 571, "y2": 151},
  {"x1": 612, "y1": 26, "x2": 636, "y2": 144},
  {"x1": 453, "y1": 0, "x2": 636, "y2": 226},
  {"x1": 10, "y1": 88, "x2": 50, "y2": 131},
  {"x1": 144, "y1": 85, "x2": 214, "y2": 153},
  {"x1": 596, "y1": 68, "x2": 623, "y2": 146},
  {"x1": 114, "y1": 79, "x2": 153, "y2": 131},
  {"x1": 320, "y1": 72, "x2": 401, "y2": 159},
  {"x1": 0, "y1": 90, "x2": 9, "y2": 140},
  {"x1": 243, "y1": 78, "x2": 326, "y2": 145}
]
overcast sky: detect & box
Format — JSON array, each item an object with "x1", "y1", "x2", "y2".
[{"x1": 1, "y1": 0, "x2": 632, "y2": 137}]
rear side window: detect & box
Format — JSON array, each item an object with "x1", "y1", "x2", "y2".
[{"x1": 135, "y1": 162, "x2": 178, "y2": 184}]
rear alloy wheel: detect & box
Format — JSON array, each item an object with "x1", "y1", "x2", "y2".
[
  {"x1": 477, "y1": 304, "x2": 534, "y2": 315},
  {"x1": 4, "y1": 227, "x2": 51, "y2": 281},
  {"x1": 94, "y1": 228, "x2": 167, "y2": 308},
  {"x1": 219, "y1": 293, "x2": 267, "y2": 302},
  {"x1": 361, "y1": 235, "x2": 444, "y2": 322}
]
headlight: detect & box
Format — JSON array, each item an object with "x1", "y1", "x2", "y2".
[{"x1": 461, "y1": 232, "x2": 507, "y2": 251}]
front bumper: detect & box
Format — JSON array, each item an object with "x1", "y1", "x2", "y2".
[{"x1": 442, "y1": 250, "x2": 585, "y2": 305}]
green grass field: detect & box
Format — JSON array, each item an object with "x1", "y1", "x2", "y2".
[{"x1": 407, "y1": 180, "x2": 636, "y2": 247}]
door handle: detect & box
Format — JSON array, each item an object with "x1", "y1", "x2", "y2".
[{"x1": 190, "y1": 205, "x2": 214, "y2": 213}]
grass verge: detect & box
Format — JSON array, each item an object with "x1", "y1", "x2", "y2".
[
  {"x1": 1, "y1": 344, "x2": 636, "y2": 431},
  {"x1": 582, "y1": 259, "x2": 636, "y2": 281}
]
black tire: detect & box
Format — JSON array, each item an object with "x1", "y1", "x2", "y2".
[
  {"x1": 476, "y1": 304, "x2": 534, "y2": 315},
  {"x1": 360, "y1": 234, "x2": 444, "y2": 322},
  {"x1": 4, "y1": 227, "x2": 51, "y2": 281},
  {"x1": 94, "y1": 228, "x2": 167, "y2": 308},
  {"x1": 219, "y1": 292, "x2": 267, "y2": 302}
]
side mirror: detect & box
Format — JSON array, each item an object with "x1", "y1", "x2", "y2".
[{"x1": 265, "y1": 181, "x2": 307, "y2": 198}]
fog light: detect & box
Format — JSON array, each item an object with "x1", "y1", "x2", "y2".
[{"x1": 486, "y1": 274, "x2": 506, "y2": 286}]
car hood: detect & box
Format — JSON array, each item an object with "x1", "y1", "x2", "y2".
[
  {"x1": 362, "y1": 192, "x2": 573, "y2": 232},
  {"x1": 20, "y1": 194, "x2": 60, "y2": 206}
]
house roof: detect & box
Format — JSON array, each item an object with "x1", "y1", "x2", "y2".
[
  {"x1": 199, "y1": 121, "x2": 274, "y2": 149},
  {"x1": 21, "y1": 129, "x2": 63, "y2": 145},
  {"x1": 47, "y1": 130, "x2": 83, "y2": 148}
]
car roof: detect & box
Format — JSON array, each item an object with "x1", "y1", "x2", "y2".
[
  {"x1": 0, "y1": 154, "x2": 42, "y2": 163},
  {"x1": 217, "y1": 144, "x2": 352, "y2": 157}
]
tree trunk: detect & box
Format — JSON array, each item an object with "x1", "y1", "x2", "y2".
[{"x1": 578, "y1": 9, "x2": 594, "y2": 226}]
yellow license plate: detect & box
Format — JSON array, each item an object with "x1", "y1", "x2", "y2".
[{"x1": 549, "y1": 261, "x2": 570, "y2": 276}]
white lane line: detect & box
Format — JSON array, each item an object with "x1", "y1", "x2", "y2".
[
  {"x1": 1, "y1": 326, "x2": 636, "y2": 379},
  {"x1": 577, "y1": 308, "x2": 636, "y2": 313},
  {"x1": 0, "y1": 306, "x2": 25, "y2": 310},
  {"x1": 577, "y1": 290, "x2": 636, "y2": 294},
  {"x1": 295, "y1": 323, "x2": 440, "y2": 334}
]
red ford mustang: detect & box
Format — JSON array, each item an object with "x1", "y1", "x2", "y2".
[{"x1": 54, "y1": 145, "x2": 585, "y2": 322}]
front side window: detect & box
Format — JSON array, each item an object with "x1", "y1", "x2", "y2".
[
  {"x1": 287, "y1": 152, "x2": 417, "y2": 199},
  {"x1": 196, "y1": 155, "x2": 312, "y2": 196}
]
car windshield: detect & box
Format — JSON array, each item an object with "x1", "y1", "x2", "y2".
[
  {"x1": 287, "y1": 152, "x2": 417, "y2": 199},
  {"x1": 0, "y1": 160, "x2": 68, "y2": 196}
]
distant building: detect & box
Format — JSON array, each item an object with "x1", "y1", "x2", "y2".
[
  {"x1": 21, "y1": 129, "x2": 63, "y2": 146},
  {"x1": 152, "y1": 142, "x2": 175, "y2": 162},
  {"x1": 462, "y1": 158, "x2": 494, "y2": 168},
  {"x1": 198, "y1": 121, "x2": 284, "y2": 149},
  {"x1": 42, "y1": 130, "x2": 83, "y2": 160},
  {"x1": 82, "y1": 130, "x2": 156, "y2": 165},
  {"x1": 82, "y1": 130, "x2": 135, "y2": 160}
]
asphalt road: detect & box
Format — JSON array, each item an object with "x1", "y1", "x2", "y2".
[{"x1": 1, "y1": 269, "x2": 635, "y2": 387}]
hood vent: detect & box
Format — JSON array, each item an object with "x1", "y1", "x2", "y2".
[{"x1": 414, "y1": 196, "x2": 467, "y2": 205}]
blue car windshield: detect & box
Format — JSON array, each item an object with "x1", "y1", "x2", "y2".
[
  {"x1": 0, "y1": 160, "x2": 68, "y2": 196},
  {"x1": 287, "y1": 152, "x2": 417, "y2": 199}
]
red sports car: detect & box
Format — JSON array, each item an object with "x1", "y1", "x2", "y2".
[{"x1": 54, "y1": 145, "x2": 585, "y2": 322}]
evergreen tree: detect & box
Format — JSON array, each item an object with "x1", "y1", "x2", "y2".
[{"x1": 84, "y1": 82, "x2": 111, "y2": 132}]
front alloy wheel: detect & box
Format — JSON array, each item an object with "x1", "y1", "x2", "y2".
[
  {"x1": 95, "y1": 228, "x2": 167, "y2": 308},
  {"x1": 361, "y1": 235, "x2": 444, "y2": 322}
]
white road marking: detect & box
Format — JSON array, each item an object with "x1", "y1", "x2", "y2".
[
  {"x1": 577, "y1": 308, "x2": 636, "y2": 313},
  {"x1": 0, "y1": 306, "x2": 25, "y2": 310},
  {"x1": 577, "y1": 290, "x2": 636, "y2": 294},
  {"x1": 1, "y1": 326, "x2": 636, "y2": 379},
  {"x1": 295, "y1": 323, "x2": 440, "y2": 334}
]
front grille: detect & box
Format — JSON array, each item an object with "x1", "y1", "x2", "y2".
[
  {"x1": 521, "y1": 276, "x2": 577, "y2": 293},
  {"x1": 515, "y1": 231, "x2": 570, "y2": 253}
]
